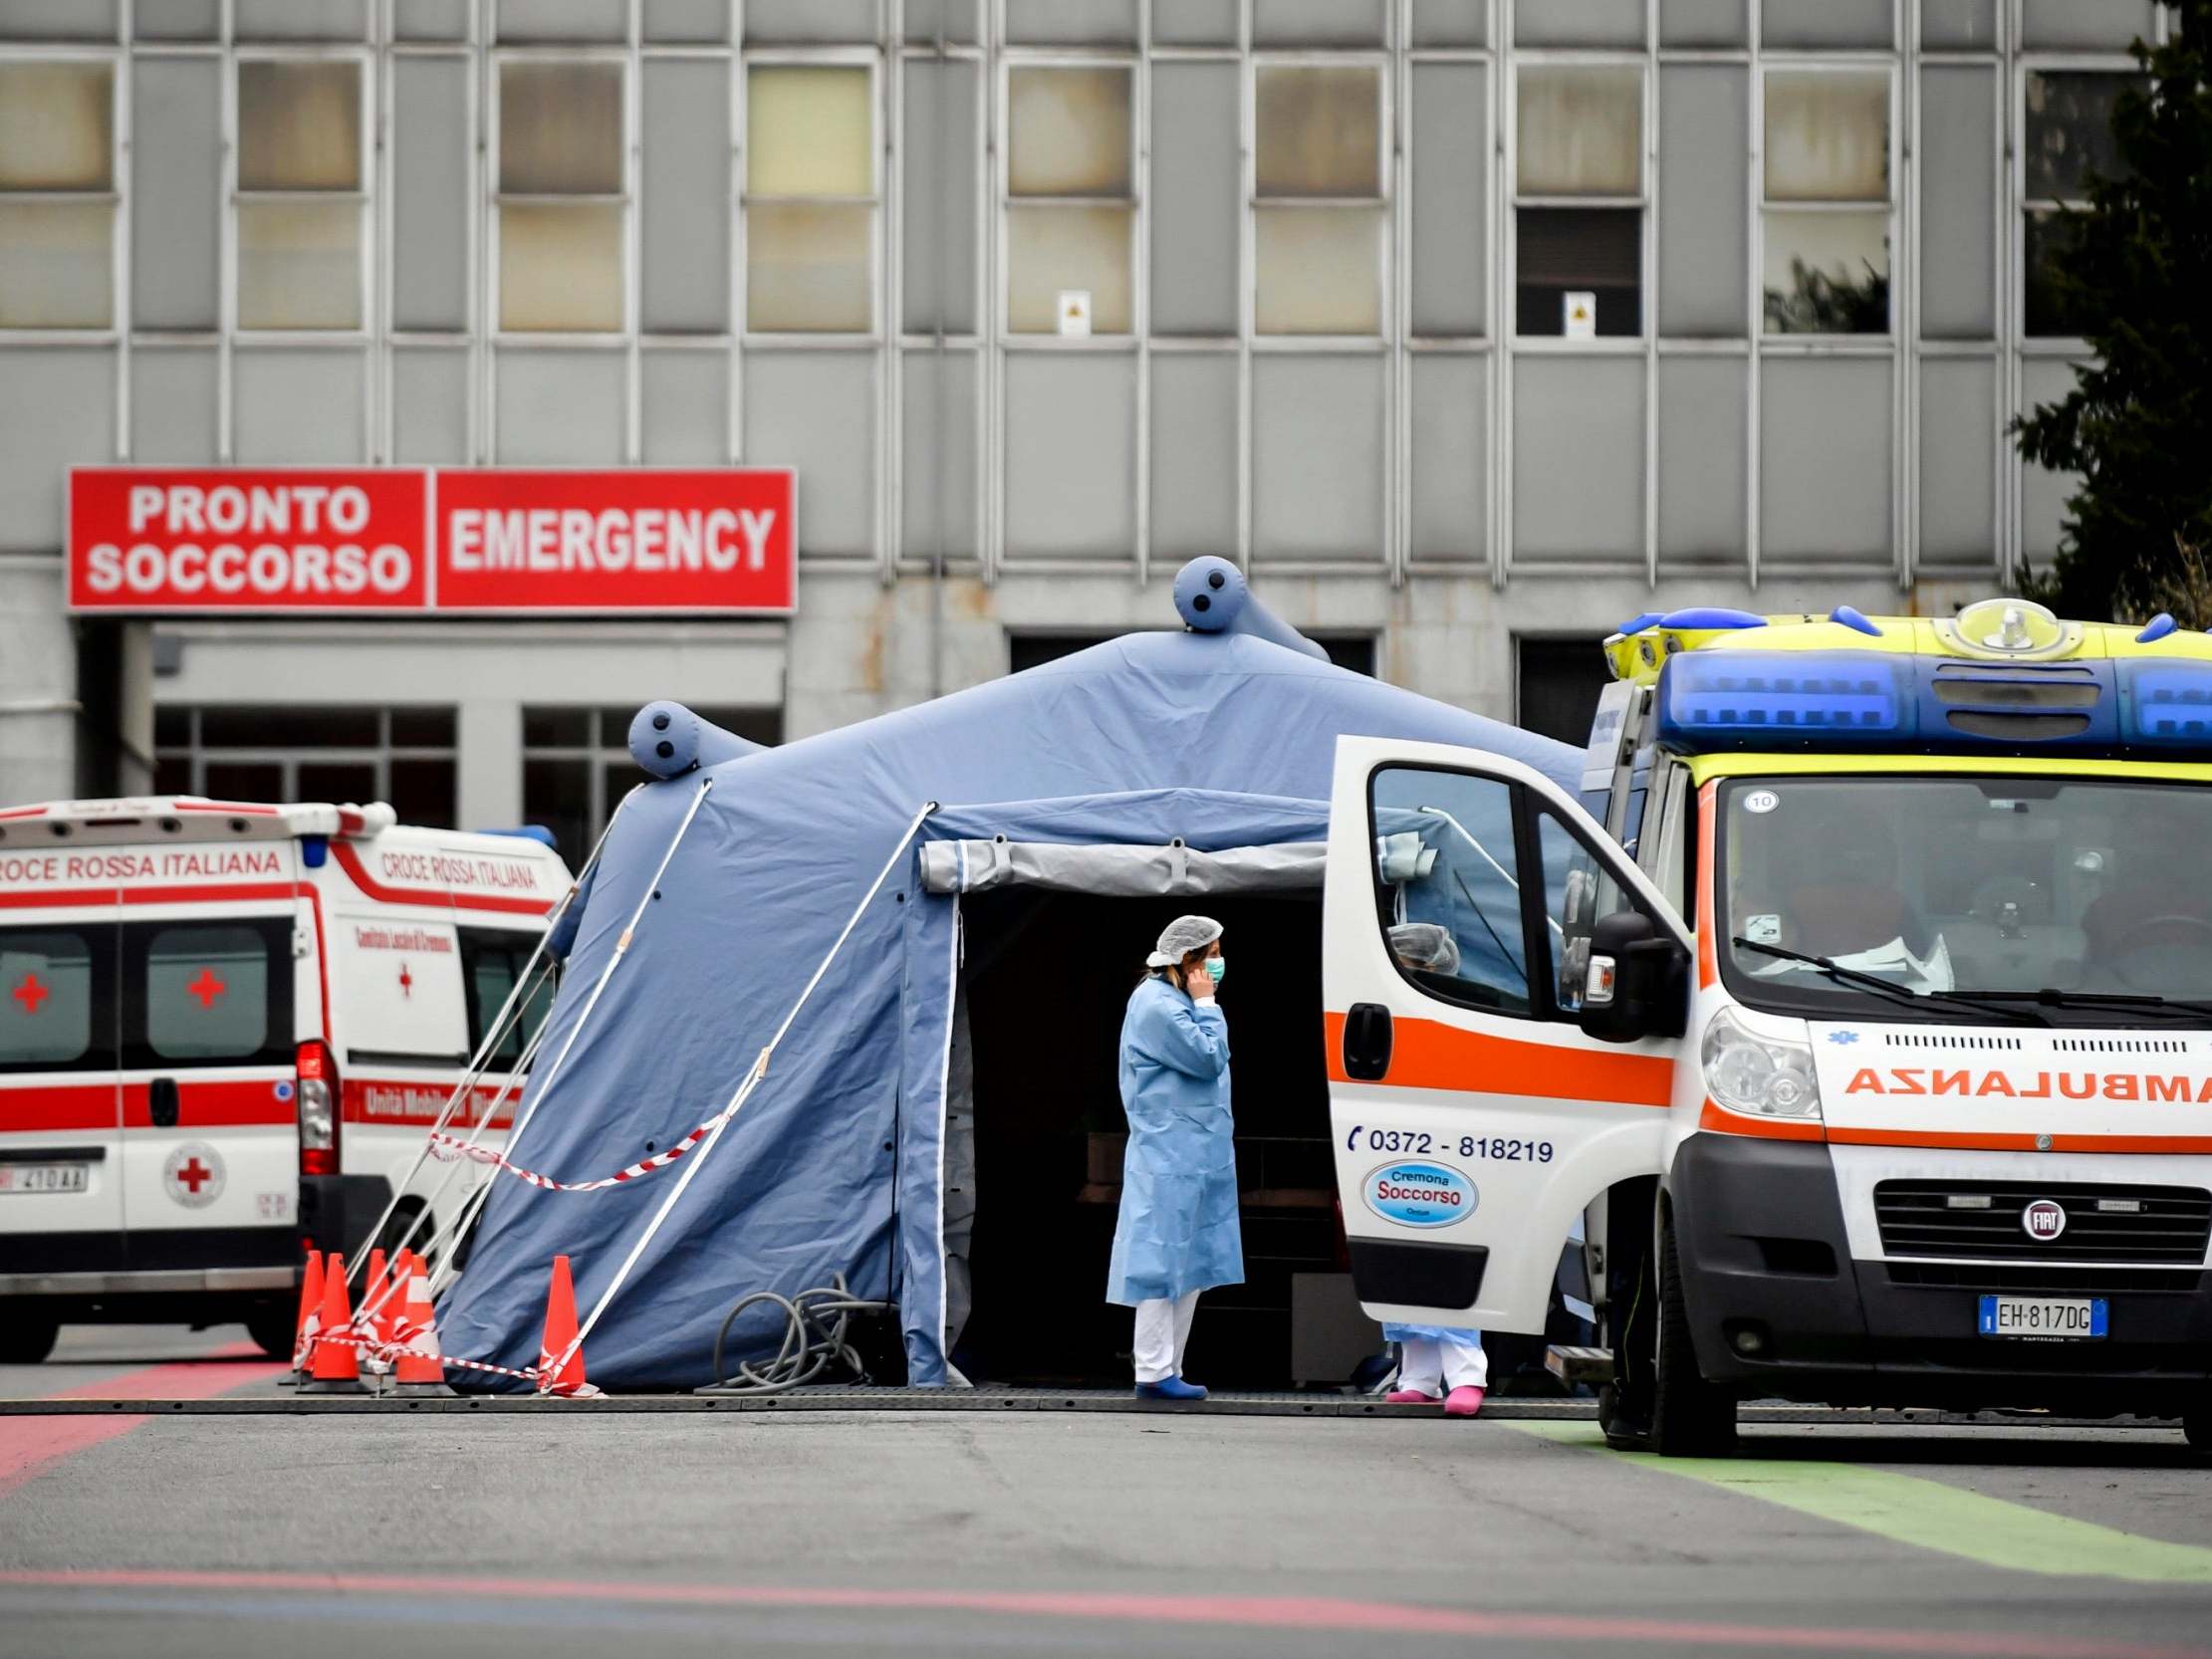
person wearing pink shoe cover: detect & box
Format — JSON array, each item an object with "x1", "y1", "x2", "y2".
[{"x1": 1382, "y1": 1322, "x2": 1488, "y2": 1416}]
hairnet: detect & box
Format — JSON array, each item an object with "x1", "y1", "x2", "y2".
[
  {"x1": 1387, "y1": 921, "x2": 1460, "y2": 976},
  {"x1": 1146, "y1": 913, "x2": 1225, "y2": 969}
]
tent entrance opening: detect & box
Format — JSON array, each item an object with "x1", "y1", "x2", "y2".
[{"x1": 955, "y1": 888, "x2": 1364, "y2": 1389}]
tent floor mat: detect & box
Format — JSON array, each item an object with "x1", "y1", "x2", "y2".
[{"x1": 0, "y1": 1386, "x2": 2183, "y2": 1427}]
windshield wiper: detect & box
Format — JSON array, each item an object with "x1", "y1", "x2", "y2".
[
  {"x1": 1730, "y1": 938, "x2": 2050, "y2": 1027},
  {"x1": 1954, "y1": 988, "x2": 2212, "y2": 1022}
]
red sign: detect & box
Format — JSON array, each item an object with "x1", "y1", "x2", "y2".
[{"x1": 66, "y1": 466, "x2": 797, "y2": 616}]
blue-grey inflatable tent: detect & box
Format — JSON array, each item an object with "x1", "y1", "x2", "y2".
[{"x1": 438, "y1": 567, "x2": 1582, "y2": 1389}]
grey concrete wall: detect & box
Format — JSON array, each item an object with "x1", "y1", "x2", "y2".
[{"x1": 0, "y1": 0, "x2": 2155, "y2": 806}]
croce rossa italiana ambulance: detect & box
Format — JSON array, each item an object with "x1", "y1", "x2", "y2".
[
  {"x1": 1327, "y1": 597, "x2": 2212, "y2": 1455},
  {"x1": 0, "y1": 797, "x2": 567, "y2": 1362}
]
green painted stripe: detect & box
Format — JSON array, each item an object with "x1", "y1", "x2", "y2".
[{"x1": 1509, "y1": 1421, "x2": 2212, "y2": 1585}]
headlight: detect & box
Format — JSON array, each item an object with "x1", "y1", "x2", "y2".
[{"x1": 1701, "y1": 1007, "x2": 1822, "y2": 1120}]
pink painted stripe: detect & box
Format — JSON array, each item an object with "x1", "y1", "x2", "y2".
[
  {"x1": 0, "y1": 1570, "x2": 2200, "y2": 1659},
  {"x1": 0, "y1": 1343, "x2": 285, "y2": 1498}
]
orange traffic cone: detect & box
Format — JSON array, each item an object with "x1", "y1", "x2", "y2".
[
  {"x1": 300, "y1": 1251, "x2": 368, "y2": 1394},
  {"x1": 391, "y1": 1254, "x2": 452, "y2": 1397},
  {"x1": 281, "y1": 1247, "x2": 324, "y2": 1386},
  {"x1": 536, "y1": 1255, "x2": 597, "y2": 1398}
]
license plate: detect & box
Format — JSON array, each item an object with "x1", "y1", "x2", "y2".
[
  {"x1": 1978, "y1": 1295, "x2": 2107, "y2": 1339},
  {"x1": 0, "y1": 1163, "x2": 91, "y2": 1195}
]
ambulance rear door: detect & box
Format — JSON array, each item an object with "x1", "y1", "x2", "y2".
[
  {"x1": 118, "y1": 864, "x2": 306, "y2": 1268},
  {"x1": 1325, "y1": 736, "x2": 1690, "y2": 1335},
  {"x1": 0, "y1": 881, "x2": 123, "y2": 1274}
]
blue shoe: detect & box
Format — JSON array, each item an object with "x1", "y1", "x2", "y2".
[{"x1": 1135, "y1": 1376, "x2": 1208, "y2": 1401}]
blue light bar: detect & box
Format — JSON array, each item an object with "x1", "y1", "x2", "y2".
[
  {"x1": 1615, "y1": 610, "x2": 1663, "y2": 636},
  {"x1": 1658, "y1": 651, "x2": 1907, "y2": 745},
  {"x1": 2121, "y1": 661, "x2": 2212, "y2": 746}
]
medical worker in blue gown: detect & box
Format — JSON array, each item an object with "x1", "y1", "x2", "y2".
[
  {"x1": 1107, "y1": 914, "x2": 1242, "y2": 1401},
  {"x1": 1382, "y1": 922, "x2": 1488, "y2": 1418}
]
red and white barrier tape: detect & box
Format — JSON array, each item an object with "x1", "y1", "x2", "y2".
[
  {"x1": 422, "y1": 1103, "x2": 726, "y2": 1192},
  {"x1": 311, "y1": 1326, "x2": 600, "y2": 1396}
]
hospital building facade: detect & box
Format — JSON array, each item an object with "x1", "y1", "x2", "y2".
[{"x1": 0, "y1": 0, "x2": 2162, "y2": 867}]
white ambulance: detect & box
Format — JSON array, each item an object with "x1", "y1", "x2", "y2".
[
  {"x1": 1328, "y1": 600, "x2": 2212, "y2": 1456},
  {"x1": 0, "y1": 796, "x2": 568, "y2": 1362}
]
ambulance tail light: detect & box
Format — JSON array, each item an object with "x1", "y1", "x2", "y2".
[
  {"x1": 297, "y1": 1040, "x2": 340, "y2": 1176},
  {"x1": 1701, "y1": 1009, "x2": 1822, "y2": 1122}
]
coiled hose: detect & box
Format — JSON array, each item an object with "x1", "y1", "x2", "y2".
[{"x1": 708, "y1": 1275, "x2": 890, "y2": 1392}]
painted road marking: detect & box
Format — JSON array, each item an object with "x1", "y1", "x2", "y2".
[
  {"x1": 0, "y1": 1570, "x2": 2205, "y2": 1659},
  {"x1": 1511, "y1": 1421, "x2": 2212, "y2": 1585},
  {"x1": 0, "y1": 1344, "x2": 283, "y2": 1497}
]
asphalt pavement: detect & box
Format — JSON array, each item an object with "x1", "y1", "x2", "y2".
[{"x1": 2, "y1": 1325, "x2": 2209, "y2": 1659}]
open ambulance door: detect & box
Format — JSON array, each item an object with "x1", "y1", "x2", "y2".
[{"x1": 1325, "y1": 736, "x2": 1690, "y2": 1336}]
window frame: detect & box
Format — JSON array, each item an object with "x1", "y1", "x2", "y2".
[
  {"x1": 0, "y1": 48, "x2": 123, "y2": 339},
  {"x1": 229, "y1": 48, "x2": 373, "y2": 339},
  {"x1": 152, "y1": 705, "x2": 459, "y2": 826},
  {"x1": 740, "y1": 49, "x2": 883, "y2": 341},
  {"x1": 1507, "y1": 50, "x2": 1651, "y2": 348},
  {"x1": 1249, "y1": 51, "x2": 1393, "y2": 343},
  {"x1": 998, "y1": 49, "x2": 1140, "y2": 344},
  {"x1": 487, "y1": 45, "x2": 634, "y2": 344},
  {"x1": 2013, "y1": 57, "x2": 2139, "y2": 348},
  {"x1": 1755, "y1": 56, "x2": 1899, "y2": 341}
]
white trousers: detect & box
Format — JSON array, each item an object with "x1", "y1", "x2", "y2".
[
  {"x1": 1396, "y1": 1334, "x2": 1489, "y2": 1396},
  {"x1": 1131, "y1": 1291, "x2": 1202, "y2": 1383}
]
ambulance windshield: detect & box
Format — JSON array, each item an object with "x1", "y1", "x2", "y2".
[{"x1": 1718, "y1": 776, "x2": 2212, "y2": 1014}]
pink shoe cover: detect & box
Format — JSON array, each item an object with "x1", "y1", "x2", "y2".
[
  {"x1": 1443, "y1": 1385, "x2": 1486, "y2": 1418},
  {"x1": 1384, "y1": 1388, "x2": 1442, "y2": 1405}
]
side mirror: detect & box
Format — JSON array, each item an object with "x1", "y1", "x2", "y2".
[{"x1": 1579, "y1": 910, "x2": 1689, "y2": 1045}]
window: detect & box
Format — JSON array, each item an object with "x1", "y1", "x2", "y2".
[
  {"x1": 153, "y1": 706, "x2": 457, "y2": 829},
  {"x1": 523, "y1": 705, "x2": 779, "y2": 868},
  {"x1": 459, "y1": 927, "x2": 557, "y2": 1069},
  {"x1": 1006, "y1": 65, "x2": 1133, "y2": 335},
  {"x1": 236, "y1": 59, "x2": 365, "y2": 331},
  {"x1": 747, "y1": 65, "x2": 875, "y2": 333},
  {"x1": 133, "y1": 920, "x2": 290, "y2": 1067},
  {"x1": 1516, "y1": 64, "x2": 1643, "y2": 337},
  {"x1": 1370, "y1": 766, "x2": 1532, "y2": 1015},
  {"x1": 498, "y1": 59, "x2": 625, "y2": 333},
  {"x1": 1761, "y1": 69, "x2": 1891, "y2": 336},
  {"x1": 1254, "y1": 64, "x2": 1385, "y2": 336},
  {"x1": 1515, "y1": 636, "x2": 1609, "y2": 745},
  {"x1": 0, "y1": 928, "x2": 103, "y2": 1070},
  {"x1": 1006, "y1": 630, "x2": 1376, "y2": 674},
  {"x1": 0, "y1": 61, "x2": 115, "y2": 329},
  {"x1": 2022, "y1": 71, "x2": 2135, "y2": 339},
  {"x1": 1537, "y1": 811, "x2": 1634, "y2": 1015}
]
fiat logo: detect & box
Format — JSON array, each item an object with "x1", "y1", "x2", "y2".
[{"x1": 2021, "y1": 1199, "x2": 2068, "y2": 1242}]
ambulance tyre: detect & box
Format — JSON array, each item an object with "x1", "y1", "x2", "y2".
[
  {"x1": 0, "y1": 1310, "x2": 59, "y2": 1364},
  {"x1": 245, "y1": 1307, "x2": 298, "y2": 1361},
  {"x1": 1652, "y1": 1216, "x2": 1737, "y2": 1458}
]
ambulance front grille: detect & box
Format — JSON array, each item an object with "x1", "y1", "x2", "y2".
[
  {"x1": 1882, "y1": 1033, "x2": 2025, "y2": 1052},
  {"x1": 1874, "y1": 1180, "x2": 2212, "y2": 1265}
]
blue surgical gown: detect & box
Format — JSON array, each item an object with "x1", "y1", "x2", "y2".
[{"x1": 1105, "y1": 977, "x2": 1244, "y2": 1305}]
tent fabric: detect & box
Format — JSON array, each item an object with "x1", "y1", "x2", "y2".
[
  {"x1": 436, "y1": 627, "x2": 1583, "y2": 1391},
  {"x1": 916, "y1": 836, "x2": 1327, "y2": 896}
]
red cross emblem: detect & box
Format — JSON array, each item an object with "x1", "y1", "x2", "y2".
[
  {"x1": 397, "y1": 963, "x2": 413, "y2": 999},
  {"x1": 10, "y1": 974, "x2": 47, "y2": 1016},
  {"x1": 186, "y1": 968, "x2": 226, "y2": 1010},
  {"x1": 174, "y1": 1157, "x2": 213, "y2": 1195}
]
